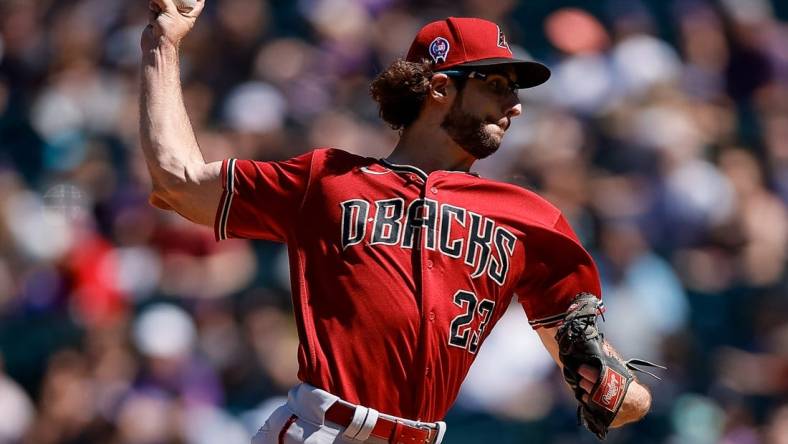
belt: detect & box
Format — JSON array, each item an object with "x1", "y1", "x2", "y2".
[{"x1": 325, "y1": 401, "x2": 439, "y2": 444}]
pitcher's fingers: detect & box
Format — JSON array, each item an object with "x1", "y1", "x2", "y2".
[
  {"x1": 579, "y1": 378, "x2": 594, "y2": 394},
  {"x1": 188, "y1": 0, "x2": 207, "y2": 16},
  {"x1": 578, "y1": 365, "x2": 600, "y2": 382},
  {"x1": 150, "y1": 0, "x2": 177, "y2": 14},
  {"x1": 149, "y1": 0, "x2": 163, "y2": 14},
  {"x1": 148, "y1": 2, "x2": 159, "y2": 21},
  {"x1": 149, "y1": 194, "x2": 173, "y2": 211}
]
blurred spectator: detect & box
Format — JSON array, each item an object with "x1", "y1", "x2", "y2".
[
  {"x1": 596, "y1": 222, "x2": 689, "y2": 362},
  {"x1": 0, "y1": 356, "x2": 35, "y2": 442}
]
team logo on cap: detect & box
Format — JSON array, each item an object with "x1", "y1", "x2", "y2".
[
  {"x1": 497, "y1": 26, "x2": 512, "y2": 53},
  {"x1": 429, "y1": 37, "x2": 450, "y2": 64}
]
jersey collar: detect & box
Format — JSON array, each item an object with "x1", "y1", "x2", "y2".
[
  {"x1": 379, "y1": 159, "x2": 429, "y2": 181},
  {"x1": 378, "y1": 159, "x2": 481, "y2": 180}
]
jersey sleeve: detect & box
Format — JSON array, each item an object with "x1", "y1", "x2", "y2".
[
  {"x1": 214, "y1": 150, "x2": 316, "y2": 243},
  {"x1": 516, "y1": 213, "x2": 603, "y2": 329}
]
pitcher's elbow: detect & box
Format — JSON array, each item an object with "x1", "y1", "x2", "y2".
[
  {"x1": 147, "y1": 161, "x2": 197, "y2": 206},
  {"x1": 149, "y1": 188, "x2": 174, "y2": 211}
]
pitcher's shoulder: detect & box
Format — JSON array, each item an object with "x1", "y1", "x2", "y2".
[
  {"x1": 474, "y1": 177, "x2": 564, "y2": 226},
  {"x1": 311, "y1": 148, "x2": 378, "y2": 174}
]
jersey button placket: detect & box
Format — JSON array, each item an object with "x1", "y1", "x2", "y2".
[{"x1": 417, "y1": 174, "x2": 439, "y2": 413}]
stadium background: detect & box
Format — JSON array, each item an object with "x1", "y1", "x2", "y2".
[{"x1": 1, "y1": 0, "x2": 787, "y2": 442}]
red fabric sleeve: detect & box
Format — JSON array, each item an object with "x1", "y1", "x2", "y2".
[
  {"x1": 214, "y1": 151, "x2": 315, "y2": 242},
  {"x1": 516, "y1": 214, "x2": 603, "y2": 329}
]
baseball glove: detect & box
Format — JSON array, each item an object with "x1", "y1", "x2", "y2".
[{"x1": 556, "y1": 292, "x2": 664, "y2": 440}]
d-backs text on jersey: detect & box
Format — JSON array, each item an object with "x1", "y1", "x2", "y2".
[{"x1": 340, "y1": 197, "x2": 517, "y2": 286}]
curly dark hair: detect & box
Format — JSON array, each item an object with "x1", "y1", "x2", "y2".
[{"x1": 369, "y1": 59, "x2": 436, "y2": 130}]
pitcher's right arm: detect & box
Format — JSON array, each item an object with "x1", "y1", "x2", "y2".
[{"x1": 139, "y1": 0, "x2": 221, "y2": 226}]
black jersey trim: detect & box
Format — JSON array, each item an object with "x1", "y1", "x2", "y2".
[
  {"x1": 379, "y1": 159, "x2": 429, "y2": 181},
  {"x1": 379, "y1": 159, "x2": 481, "y2": 179},
  {"x1": 218, "y1": 158, "x2": 237, "y2": 241},
  {"x1": 528, "y1": 301, "x2": 606, "y2": 327}
]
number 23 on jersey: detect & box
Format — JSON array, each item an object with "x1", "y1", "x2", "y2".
[{"x1": 448, "y1": 290, "x2": 495, "y2": 354}]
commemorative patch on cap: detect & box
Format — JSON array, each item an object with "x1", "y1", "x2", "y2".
[{"x1": 429, "y1": 37, "x2": 450, "y2": 64}]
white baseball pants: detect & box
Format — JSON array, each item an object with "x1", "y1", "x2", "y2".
[{"x1": 251, "y1": 383, "x2": 446, "y2": 444}]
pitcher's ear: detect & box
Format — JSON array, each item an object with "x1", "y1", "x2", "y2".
[{"x1": 429, "y1": 73, "x2": 450, "y2": 99}]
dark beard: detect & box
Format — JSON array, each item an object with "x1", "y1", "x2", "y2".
[{"x1": 440, "y1": 92, "x2": 501, "y2": 159}]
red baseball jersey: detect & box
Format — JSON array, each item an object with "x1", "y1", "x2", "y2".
[{"x1": 214, "y1": 148, "x2": 602, "y2": 422}]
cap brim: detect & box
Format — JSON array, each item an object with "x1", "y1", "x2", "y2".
[{"x1": 454, "y1": 58, "x2": 551, "y2": 88}]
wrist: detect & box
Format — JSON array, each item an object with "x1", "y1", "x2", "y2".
[
  {"x1": 142, "y1": 39, "x2": 180, "y2": 66},
  {"x1": 611, "y1": 381, "x2": 651, "y2": 427},
  {"x1": 149, "y1": 37, "x2": 180, "y2": 54}
]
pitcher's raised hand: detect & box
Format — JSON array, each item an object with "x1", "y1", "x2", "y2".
[{"x1": 141, "y1": 0, "x2": 205, "y2": 50}]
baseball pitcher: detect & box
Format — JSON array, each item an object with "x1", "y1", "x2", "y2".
[{"x1": 140, "y1": 1, "x2": 661, "y2": 442}]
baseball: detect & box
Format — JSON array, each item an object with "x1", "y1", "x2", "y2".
[{"x1": 174, "y1": 0, "x2": 197, "y2": 12}]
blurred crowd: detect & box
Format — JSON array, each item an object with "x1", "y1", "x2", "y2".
[{"x1": 1, "y1": 0, "x2": 787, "y2": 443}]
